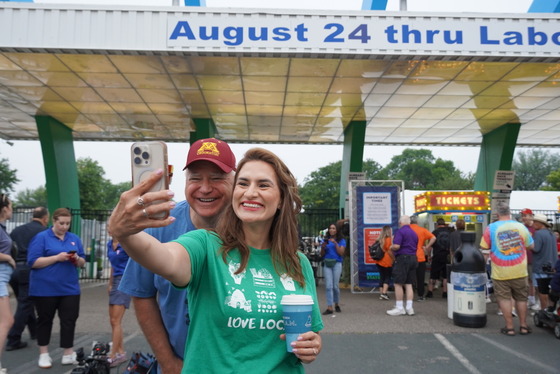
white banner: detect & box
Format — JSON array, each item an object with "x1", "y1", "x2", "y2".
[{"x1": 167, "y1": 13, "x2": 560, "y2": 56}]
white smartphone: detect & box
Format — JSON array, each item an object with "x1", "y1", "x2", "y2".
[{"x1": 131, "y1": 141, "x2": 169, "y2": 219}]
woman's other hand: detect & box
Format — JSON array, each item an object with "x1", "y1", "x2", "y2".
[{"x1": 280, "y1": 331, "x2": 322, "y2": 364}]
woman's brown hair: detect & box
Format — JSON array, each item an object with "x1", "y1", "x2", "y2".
[
  {"x1": 216, "y1": 148, "x2": 305, "y2": 287},
  {"x1": 52, "y1": 207, "x2": 71, "y2": 221}
]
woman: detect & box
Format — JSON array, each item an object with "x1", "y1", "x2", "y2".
[
  {"x1": 28, "y1": 208, "x2": 85, "y2": 369},
  {"x1": 109, "y1": 148, "x2": 323, "y2": 373},
  {"x1": 0, "y1": 194, "x2": 15, "y2": 374},
  {"x1": 320, "y1": 223, "x2": 345, "y2": 315},
  {"x1": 374, "y1": 225, "x2": 394, "y2": 300},
  {"x1": 106, "y1": 236, "x2": 130, "y2": 367}
]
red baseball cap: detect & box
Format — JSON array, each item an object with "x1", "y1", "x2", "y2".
[
  {"x1": 183, "y1": 138, "x2": 236, "y2": 173},
  {"x1": 521, "y1": 208, "x2": 533, "y2": 215}
]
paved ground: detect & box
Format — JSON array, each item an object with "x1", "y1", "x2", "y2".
[{"x1": 5, "y1": 281, "x2": 560, "y2": 373}]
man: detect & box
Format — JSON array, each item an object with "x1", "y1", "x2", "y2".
[
  {"x1": 520, "y1": 208, "x2": 538, "y2": 311},
  {"x1": 119, "y1": 138, "x2": 236, "y2": 373},
  {"x1": 530, "y1": 214, "x2": 557, "y2": 313},
  {"x1": 426, "y1": 218, "x2": 451, "y2": 299},
  {"x1": 409, "y1": 216, "x2": 435, "y2": 302},
  {"x1": 387, "y1": 215, "x2": 418, "y2": 316},
  {"x1": 449, "y1": 219, "x2": 465, "y2": 259},
  {"x1": 479, "y1": 203, "x2": 534, "y2": 336},
  {"x1": 6, "y1": 206, "x2": 49, "y2": 351}
]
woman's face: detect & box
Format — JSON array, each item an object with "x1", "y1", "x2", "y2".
[
  {"x1": 1, "y1": 201, "x2": 12, "y2": 221},
  {"x1": 53, "y1": 216, "x2": 71, "y2": 236},
  {"x1": 328, "y1": 225, "x2": 337, "y2": 236},
  {"x1": 233, "y1": 160, "x2": 281, "y2": 227}
]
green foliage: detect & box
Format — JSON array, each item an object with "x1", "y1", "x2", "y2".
[
  {"x1": 299, "y1": 148, "x2": 473, "y2": 210},
  {"x1": 13, "y1": 186, "x2": 47, "y2": 207},
  {"x1": 512, "y1": 149, "x2": 560, "y2": 191},
  {"x1": 542, "y1": 169, "x2": 560, "y2": 191},
  {"x1": 77, "y1": 157, "x2": 129, "y2": 211},
  {"x1": 299, "y1": 159, "x2": 385, "y2": 210},
  {"x1": 381, "y1": 149, "x2": 472, "y2": 190},
  {"x1": 0, "y1": 157, "x2": 20, "y2": 193}
]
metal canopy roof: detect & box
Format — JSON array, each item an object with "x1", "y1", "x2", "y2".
[{"x1": 0, "y1": 4, "x2": 559, "y2": 146}]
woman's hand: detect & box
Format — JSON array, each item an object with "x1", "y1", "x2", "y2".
[
  {"x1": 280, "y1": 331, "x2": 322, "y2": 364},
  {"x1": 108, "y1": 169, "x2": 176, "y2": 241}
]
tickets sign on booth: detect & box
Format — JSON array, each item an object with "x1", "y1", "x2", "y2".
[{"x1": 414, "y1": 191, "x2": 491, "y2": 243}]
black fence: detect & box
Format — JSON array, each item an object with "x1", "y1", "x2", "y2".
[
  {"x1": 8, "y1": 207, "x2": 341, "y2": 282},
  {"x1": 8, "y1": 206, "x2": 556, "y2": 282}
]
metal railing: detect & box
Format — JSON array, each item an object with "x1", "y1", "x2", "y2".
[{"x1": 8, "y1": 207, "x2": 341, "y2": 282}]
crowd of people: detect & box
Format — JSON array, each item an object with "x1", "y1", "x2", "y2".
[
  {"x1": 2, "y1": 139, "x2": 560, "y2": 372},
  {"x1": 1, "y1": 139, "x2": 326, "y2": 373}
]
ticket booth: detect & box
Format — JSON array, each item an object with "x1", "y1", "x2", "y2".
[{"x1": 414, "y1": 191, "x2": 491, "y2": 246}]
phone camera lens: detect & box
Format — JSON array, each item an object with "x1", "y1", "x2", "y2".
[
  {"x1": 134, "y1": 157, "x2": 142, "y2": 165},
  {"x1": 142, "y1": 151, "x2": 150, "y2": 160},
  {"x1": 133, "y1": 147, "x2": 141, "y2": 155}
]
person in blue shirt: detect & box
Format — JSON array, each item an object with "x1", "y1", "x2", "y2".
[
  {"x1": 118, "y1": 138, "x2": 236, "y2": 374},
  {"x1": 28, "y1": 208, "x2": 86, "y2": 369},
  {"x1": 320, "y1": 222, "x2": 346, "y2": 315},
  {"x1": 106, "y1": 237, "x2": 130, "y2": 367}
]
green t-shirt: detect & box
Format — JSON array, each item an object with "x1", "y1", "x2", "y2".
[{"x1": 174, "y1": 229, "x2": 324, "y2": 374}]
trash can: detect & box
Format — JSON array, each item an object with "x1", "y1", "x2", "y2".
[
  {"x1": 451, "y1": 231, "x2": 487, "y2": 328},
  {"x1": 446, "y1": 264, "x2": 453, "y2": 319}
]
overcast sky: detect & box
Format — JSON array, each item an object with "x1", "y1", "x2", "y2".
[{"x1": 1, "y1": 0, "x2": 556, "y2": 208}]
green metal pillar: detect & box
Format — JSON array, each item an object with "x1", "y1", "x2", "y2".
[
  {"x1": 35, "y1": 115, "x2": 81, "y2": 215},
  {"x1": 190, "y1": 118, "x2": 216, "y2": 144},
  {"x1": 473, "y1": 123, "x2": 521, "y2": 192},
  {"x1": 339, "y1": 121, "x2": 366, "y2": 218}
]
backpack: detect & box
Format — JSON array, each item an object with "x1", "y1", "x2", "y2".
[
  {"x1": 122, "y1": 352, "x2": 157, "y2": 374},
  {"x1": 368, "y1": 241, "x2": 384, "y2": 261},
  {"x1": 434, "y1": 228, "x2": 450, "y2": 255}
]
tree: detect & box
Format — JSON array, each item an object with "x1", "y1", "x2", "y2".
[
  {"x1": 299, "y1": 160, "x2": 385, "y2": 210},
  {"x1": 77, "y1": 157, "x2": 129, "y2": 211},
  {"x1": 13, "y1": 186, "x2": 47, "y2": 207},
  {"x1": 382, "y1": 148, "x2": 472, "y2": 190},
  {"x1": 512, "y1": 149, "x2": 560, "y2": 190},
  {"x1": 0, "y1": 157, "x2": 20, "y2": 193},
  {"x1": 542, "y1": 170, "x2": 560, "y2": 191}
]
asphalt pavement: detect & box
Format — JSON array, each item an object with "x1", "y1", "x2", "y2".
[{"x1": 5, "y1": 281, "x2": 560, "y2": 374}]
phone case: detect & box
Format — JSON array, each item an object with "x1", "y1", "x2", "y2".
[{"x1": 131, "y1": 141, "x2": 169, "y2": 219}]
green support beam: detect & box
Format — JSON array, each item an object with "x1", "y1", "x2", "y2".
[
  {"x1": 473, "y1": 123, "x2": 521, "y2": 192},
  {"x1": 190, "y1": 118, "x2": 216, "y2": 144},
  {"x1": 36, "y1": 116, "x2": 81, "y2": 215},
  {"x1": 339, "y1": 121, "x2": 367, "y2": 218}
]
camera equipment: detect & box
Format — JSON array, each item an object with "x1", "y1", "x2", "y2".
[
  {"x1": 542, "y1": 263, "x2": 553, "y2": 273},
  {"x1": 70, "y1": 342, "x2": 111, "y2": 374}
]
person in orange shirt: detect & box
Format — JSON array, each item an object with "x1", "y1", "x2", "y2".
[
  {"x1": 374, "y1": 225, "x2": 394, "y2": 300},
  {"x1": 410, "y1": 216, "x2": 436, "y2": 301}
]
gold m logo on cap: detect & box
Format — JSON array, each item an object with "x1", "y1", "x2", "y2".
[{"x1": 197, "y1": 142, "x2": 220, "y2": 156}]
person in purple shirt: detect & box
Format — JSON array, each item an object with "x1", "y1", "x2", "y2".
[
  {"x1": 106, "y1": 237, "x2": 131, "y2": 367},
  {"x1": 387, "y1": 215, "x2": 418, "y2": 317}
]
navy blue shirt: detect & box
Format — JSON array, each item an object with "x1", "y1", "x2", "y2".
[
  {"x1": 10, "y1": 220, "x2": 47, "y2": 261},
  {"x1": 393, "y1": 225, "x2": 418, "y2": 256}
]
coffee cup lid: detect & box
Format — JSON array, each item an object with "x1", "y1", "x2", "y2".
[{"x1": 280, "y1": 294, "x2": 314, "y2": 305}]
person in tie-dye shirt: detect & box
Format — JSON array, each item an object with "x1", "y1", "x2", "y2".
[{"x1": 480, "y1": 203, "x2": 534, "y2": 336}]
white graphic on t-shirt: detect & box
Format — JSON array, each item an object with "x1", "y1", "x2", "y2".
[
  {"x1": 255, "y1": 290, "x2": 278, "y2": 314},
  {"x1": 228, "y1": 260, "x2": 246, "y2": 285},
  {"x1": 279, "y1": 273, "x2": 295, "y2": 291},
  {"x1": 225, "y1": 289, "x2": 252, "y2": 312},
  {"x1": 250, "y1": 268, "x2": 275, "y2": 288}
]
